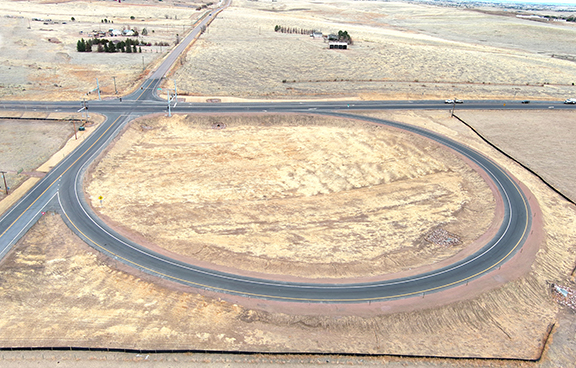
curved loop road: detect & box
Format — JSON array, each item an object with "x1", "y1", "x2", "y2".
[{"x1": 54, "y1": 111, "x2": 532, "y2": 303}]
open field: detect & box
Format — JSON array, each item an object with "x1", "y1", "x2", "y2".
[
  {"x1": 172, "y1": 0, "x2": 576, "y2": 101},
  {"x1": 0, "y1": 112, "x2": 98, "y2": 203},
  {"x1": 1, "y1": 111, "x2": 576, "y2": 364},
  {"x1": 0, "y1": 0, "x2": 214, "y2": 100},
  {"x1": 456, "y1": 110, "x2": 576, "y2": 203},
  {"x1": 85, "y1": 114, "x2": 495, "y2": 279}
]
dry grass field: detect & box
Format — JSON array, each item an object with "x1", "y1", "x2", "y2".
[
  {"x1": 85, "y1": 114, "x2": 495, "y2": 279},
  {"x1": 172, "y1": 0, "x2": 576, "y2": 101},
  {"x1": 2, "y1": 0, "x2": 576, "y2": 366},
  {"x1": 456, "y1": 110, "x2": 576, "y2": 203},
  {"x1": 0, "y1": 0, "x2": 213, "y2": 100},
  {"x1": 1, "y1": 110, "x2": 576, "y2": 365},
  {"x1": 0, "y1": 116, "x2": 75, "y2": 202}
]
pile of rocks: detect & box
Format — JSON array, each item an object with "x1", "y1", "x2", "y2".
[
  {"x1": 425, "y1": 228, "x2": 461, "y2": 247},
  {"x1": 551, "y1": 284, "x2": 576, "y2": 311}
]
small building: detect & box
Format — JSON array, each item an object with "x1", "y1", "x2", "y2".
[
  {"x1": 310, "y1": 31, "x2": 323, "y2": 39},
  {"x1": 329, "y1": 41, "x2": 347, "y2": 49},
  {"x1": 327, "y1": 34, "x2": 338, "y2": 41},
  {"x1": 122, "y1": 29, "x2": 135, "y2": 36}
]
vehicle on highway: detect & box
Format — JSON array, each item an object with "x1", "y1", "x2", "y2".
[
  {"x1": 444, "y1": 99, "x2": 454, "y2": 104},
  {"x1": 521, "y1": 100, "x2": 530, "y2": 104},
  {"x1": 445, "y1": 98, "x2": 463, "y2": 104},
  {"x1": 454, "y1": 99, "x2": 464, "y2": 104},
  {"x1": 564, "y1": 98, "x2": 576, "y2": 104}
]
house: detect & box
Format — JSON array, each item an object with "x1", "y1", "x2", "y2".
[
  {"x1": 122, "y1": 29, "x2": 135, "y2": 36},
  {"x1": 310, "y1": 31, "x2": 323, "y2": 39},
  {"x1": 327, "y1": 34, "x2": 338, "y2": 41},
  {"x1": 109, "y1": 29, "x2": 122, "y2": 37}
]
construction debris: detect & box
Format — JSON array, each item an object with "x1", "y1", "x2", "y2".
[
  {"x1": 551, "y1": 284, "x2": 576, "y2": 311},
  {"x1": 425, "y1": 228, "x2": 461, "y2": 247}
]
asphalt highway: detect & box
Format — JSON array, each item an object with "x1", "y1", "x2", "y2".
[{"x1": 0, "y1": 0, "x2": 570, "y2": 302}]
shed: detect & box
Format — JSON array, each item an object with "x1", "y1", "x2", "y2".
[{"x1": 329, "y1": 41, "x2": 348, "y2": 49}]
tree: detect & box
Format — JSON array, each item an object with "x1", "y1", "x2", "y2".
[
  {"x1": 130, "y1": 15, "x2": 135, "y2": 20},
  {"x1": 338, "y1": 30, "x2": 352, "y2": 44},
  {"x1": 76, "y1": 38, "x2": 86, "y2": 52},
  {"x1": 71, "y1": 17, "x2": 75, "y2": 21},
  {"x1": 142, "y1": 28, "x2": 148, "y2": 36}
]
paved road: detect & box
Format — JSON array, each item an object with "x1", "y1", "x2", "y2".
[
  {"x1": 0, "y1": 0, "x2": 570, "y2": 302},
  {"x1": 47, "y1": 109, "x2": 530, "y2": 302}
]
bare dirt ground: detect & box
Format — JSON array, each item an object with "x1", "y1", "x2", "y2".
[
  {"x1": 171, "y1": 0, "x2": 576, "y2": 101},
  {"x1": 85, "y1": 114, "x2": 496, "y2": 279},
  {"x1": 0, "y1": 0, "x2": 214, "y2": 100}
]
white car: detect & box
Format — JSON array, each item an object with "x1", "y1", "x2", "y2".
[
  {"x1": 445, "y1": 98, "x2": 463, "y2": 104},
  {"x1": 454, "y1": 99, "x2": 464, "y2": 104},
  {"x1": 444, "y1": 99, "x2": 454, "y2": 104},
  {"x1": 564, "y1": 98, "x2": 576, "y2": 104}
]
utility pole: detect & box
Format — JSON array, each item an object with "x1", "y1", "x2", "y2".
[
  {"x1": 71, "y1": 120, "x2": 77, "y2": 140},
  {"x1": 167, "y1": 89, "x2": 172, "y2": 117},
  {"x1": 0, "y1": 171, "x2": 8, "y2": 195},
  {"x1": 112, "y1": 76, "x2": 118, "y2": 94},
  {"x1": 96, "y1": 78, "x2": 101, "y2": 100},
  {"x1": 142, "y1": 56, "x2": 145, "y2": 71},
  {"x1": 166, "y1": 81, "x2": 178, "y2": 117}
]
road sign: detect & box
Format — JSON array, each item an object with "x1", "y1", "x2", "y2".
[{"x1": 98, "y1": 196, "x2": 103, "y2": 200}]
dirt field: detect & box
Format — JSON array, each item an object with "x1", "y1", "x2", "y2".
[
  {"x1": 456, "y1": 110, "x2": 576, "y2": 203},
  {"x1": 2, "y1": 0, "x2": 576, "y2": 102},
  {"x1": 0, "y1": 0, "x2": 214, "y2": 100},
  {"x1": 85, "y1": 114, "x2": 496, "y2": 279},
  {"x1": 171, "y1": 0, "x2": 576, "y2": 101},
  {"x1": 1, "y1": 110, "x2": 576, "y2": 363},
  {"x1": 0, "y1": 114, "x2": 79, "y2": 202}
]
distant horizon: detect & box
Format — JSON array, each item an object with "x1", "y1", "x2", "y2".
[
  {"x1": 469, "y1": 0, "x2": 576, "y2": 5},
  {"x1": 434, "y1": 0, "x2": 576, "y2": 6}
]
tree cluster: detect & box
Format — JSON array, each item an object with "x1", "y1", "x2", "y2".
[
  {"x1": 76, "y1": 38, "x2": 146, "y2": 53},
  {"x1": 274, "y1": 25, "x2": 316, "y2": 34},
  {"x1": 337, "y1": 30, "x2": 352, "y2": 44}
]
